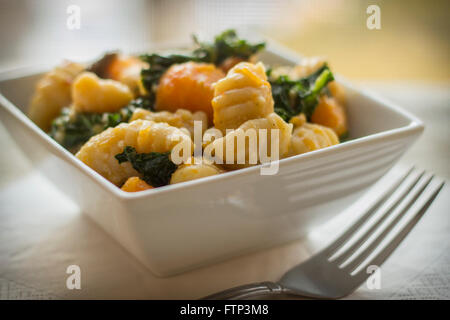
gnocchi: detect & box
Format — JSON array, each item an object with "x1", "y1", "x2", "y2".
[
  {"x1": 72, "y1": 72, "x2": 133, "y2": 113},
  {"x1": 130, "y1": 108, "x2": 208, "y2": 138},
  {"x1": 76, "y1": 119, "x2": 193, "y2": 186},
  {"x1": 88, "y1": 53, "x2": 147, "y2": 96},
  {"x1": 208, "y1": 112, "x2": 292, "y2": 170},
  {"x1": 121, "y1": 177, "x2": 153, "y2": 192},
  {"x1": 170, "y1": 157, "x2": 223, "y2": 184},
  {"x1": 270, "y1": 57, "x2": 325, "y2": 80},
  {"x1": 28, "y1": 61, "x2": 85, "y2": 131},
  {"x1": 288, "y1": 121, "x2": 339, "y2": 156},
  {"x1": 212, "y1": 62, "x2": 274, "y2": 133}
]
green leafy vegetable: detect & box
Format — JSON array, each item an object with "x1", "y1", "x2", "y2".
[
  {"x1": 50, "y1": 97, "x2": 153, "y2": 151},
  {"x1": 193, "y1": 29, "x2": 266, "y2": 65},
  {"x1": 115, "y1": 146, "x2": 178, "y2": 187},
  {"x1": 140, "y1": 29, "x2": 266, "y2": 99},
  {"x1": 339, "y1": 131, "x2": 350, "y2": 142},
  {"x1": 269, "y1": 64, "x2": 335, "y2": 122},
  {"x1": 128, "y1": 96, "x2": 155, "y2": 112}
]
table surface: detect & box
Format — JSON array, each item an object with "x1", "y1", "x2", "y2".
[{"x1": 0, "y1": 81, "x2": 449, "y2": 299}]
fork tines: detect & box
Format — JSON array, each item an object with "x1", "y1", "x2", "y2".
[{"x1": 326, "y1": 166, "x2": 444, "y2": 276}]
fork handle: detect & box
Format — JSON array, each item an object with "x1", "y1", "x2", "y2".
[{"x1": 203, "y1": 281, "x2": 286, "y2": 300}]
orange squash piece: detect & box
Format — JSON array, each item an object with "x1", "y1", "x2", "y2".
[
  {"x1": 121, "y1": 177, "x2": 153, "y2": 192},
  {"x1": 311, "y1": 96, "x2": 347, "y2": 137},
  {"x1": 106, "y1": 56, "x2": 142, "y2": 80},
  {"x1": 155, "y1": 62, "x2": 225, "y2": 122}
]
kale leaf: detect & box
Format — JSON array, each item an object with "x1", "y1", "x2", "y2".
[
  {"x1": 139, "y1": 29, "x2": 265, "y2": 98},
  {"x1": 115, "y1": 146, "x2": 178, "y2": 187},
  {"x1": 193, "y1": 29, "x2": 266, "y2": 65},
  {"x1": 269, "y1": 64, "x2": 335, "y2": 122},
  {"x1": 128, "y1": 96, "x2": 155, "y2": 112},
  {"x1": 50, "y1": 108, "x2": 108, "y2": 151},
  {"x1": 50, "y1": 97, "x2": 153, "y2": 151}
]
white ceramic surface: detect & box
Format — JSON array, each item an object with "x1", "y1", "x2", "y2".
[{"x1": 0, "y1": 46, "x2": 424, "y2": 276}]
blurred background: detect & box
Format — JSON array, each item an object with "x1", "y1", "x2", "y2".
[
  {"x1": 0, "y1": 0, "x2": 449, "y2": 176},
  {"x1": 0, "y1": 0, "x2": 448, "y2": 81}
]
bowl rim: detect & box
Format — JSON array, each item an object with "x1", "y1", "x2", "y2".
[{"x1": 0, "y1": 44, "x2": 424, "y2": 202}]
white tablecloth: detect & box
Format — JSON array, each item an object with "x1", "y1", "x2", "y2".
[{"x1": 0, "y1": 82, "x2": 449, "y2": 299}]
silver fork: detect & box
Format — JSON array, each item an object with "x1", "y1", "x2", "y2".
[{"x1": 204, "y1": 167, "x2": 445, "y2": 299}]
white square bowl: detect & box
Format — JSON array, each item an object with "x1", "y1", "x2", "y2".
[{"x1": 0, "y1": 46, "x2": 424, "y2": 276}]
